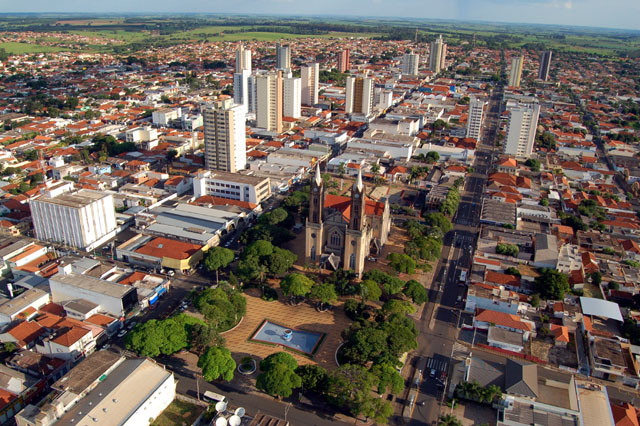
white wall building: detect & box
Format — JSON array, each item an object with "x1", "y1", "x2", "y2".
[
  {"x1": 276, "y1": 42, "x2": 291, "y2": 70},
  {"x1": 193, "y1": 170, "x2": 271, "y2": 205},
  {"x1": 235, "y1": 44, "x2": 251, "y2": 73},
  {"x1": 233, "y1": 69, "x2": 252, "y2": 113},
  {"x1": 125, "y1": 126, "x2": 158, "y2": 144},
  {"x1": 282, "y1": 73, "x2": 302, "y2": 119},
  {"x1": 429, "y1": 35, "x2": 447, "y2": 73},
  {"x1": 466, "y1": 96, "x2": 487, "y2": 142},
  {"x1": 256, "y1": 70, "x2": 283, "y2": 132},
  {"x1": 301, "y1": 63, "x2": 319, "y2": 106},
  {"x1": 203, "y1": 98, "x2": 247, "y2": 173},
  {"x1": 504, "y1": 102, "x2": 540, "y2": 159},
  {"x1": 509, "y1": 55, "x2": 524, "y2": 88},
  {"x1": 31, "y1": 189, "x2": 117, "y2": 252},
  {"x1": 345, "y1": 75, "x2": 374, "y2": 117},
  {"x1": 152, "y1": 107, "x2": 182, "y2": 126},
  {"x1": 402, "y1": 53, "x2": 420, "y2": 76}
]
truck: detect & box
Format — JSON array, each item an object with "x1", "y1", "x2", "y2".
[
  {"x1": 458, "y1": 269, "x2": 468, "y2": 285},
  {"x1": 203, "y1": 391, "x2": 226, "y2": 403}
]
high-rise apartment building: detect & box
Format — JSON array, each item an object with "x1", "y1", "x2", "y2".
[
  {"x1": 256, "y1": 70, "x2": 283, "y2": 133},
  {"x1": 345, "y1": 75, "x2": 374, "y2": 117},
  {"x1": 401, "y1": 53, "x2": 420, "y2": 76},
  {"x1": 301, "y1": 63, "x2": 319, "y2": 106},
  {"x1": 233, "y1": 69, "x2": 252, "y2": 113},
  {"x1": 504, "y1": 102, "x2": 540, "y2": 158},
  {"x1": 508, "y1": 55, "x2": 524, "y2": 88},
  {"x1": 538, "y1": 51, "x2": 552, "y2": 81},
  {"x1": 282, "y1": 72, "x2": 301, "y2": 119},
  {"x1": 235, "y1": 44, "x2": 251, "y2": 73},
  {"x1": 466, "y1": 96, "x2": 488, "y2": 142},
  {"x1": 338, "y1": 49, "x2": 350, "y2": 73},
  {"x1": 31, "y1": 189, "x2": 117, "y2": 251},
  {"x1": 203, "y1": 98, "x2": 247, "y2": 172},
  {"x1": 429, "y1": 35, "x2": 447, "y2": 73},
  {"x1": 276, "y1": 42, "x2": 291, "y2": 71}
]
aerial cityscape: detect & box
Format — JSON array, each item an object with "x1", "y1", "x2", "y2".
[{"x1": 0, "y1": 5, "x2": 639, "y2": 426}]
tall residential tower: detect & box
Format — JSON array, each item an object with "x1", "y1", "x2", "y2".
[
  {"x1": 538, "y1": 51, "x2": 552, "y2": 81},
  {"x1": 301, "y1": 63, "x2": 319, "y2": 106},
  {"x1": 466, "y1": 96, "x2": 488, "y2": 142},
  {"x1": 203, "y1": 98, "x2": 247, "y2": 172},
  {"x1": 429, "y1": 35, "x2": 447, "y2": 73},
  {"x1": 256, "y1": 70, "x2": 283, "y2": 133},
  {"x1": 276, "y1": 42, "x2": 291, "y2": 71},
  {"x1": 402, "y1": 53, "x2": 420, "y2": 76},
  {"x1": 503, "y1": 102, "x2": 540, "y2": 159},
  {"x1": 345, "y1": 75, "x2": 374, "y2": 117},
  {"x1": 508, "y1": 55, "x2": 524, "y2": 88}
]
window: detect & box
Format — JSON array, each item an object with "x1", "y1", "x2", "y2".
[
  {"x1": 330, "y1": 232, "x2": 341, "y2": 247},
  {"x1": 350, "y1": 253, "x2": 356, "y2": 269}
]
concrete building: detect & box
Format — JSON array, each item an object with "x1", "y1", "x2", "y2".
[
  {"x1": 125, "y1": 126, "x2": 158, "y2": 144},
  {"x1": 338, "y1": 49, "x2": 350, "y2": 73},
  {"x1": 233, "y1": 69, "x2": 252, "y2": 113},
  {"x1": 235, "y1": 44, "x2": 251, "y2": 73},
  {"x1": 401, "y1": 53, "x2": 420, "y2": 76},
  {"x1": 503, "y1": 102, "x2": 540, "y2": 159},
  {"x1": 466, "y1": 96, "x2": 487, "y2": 142},
  {"x1": 345, "y1": 75, "x2": 374, "y2": 117},
  {"x1": 538, "y1": 50, "x2": 552, "y2": 81},
  {"x1": 193, "y1": 170, "x2": 271, "y2": 204},
  {"x1": 282, "y1": 72, "x2": 302, "y2": 119},
  {"x1": 31, "y1": 189, "x2": 117, "y2": 252},
  {"x1": 429, "y1": 35, "x2": 447, "y2": 73},
  {"x1": 509, "y1": 55, "x2": 524, "y2": 88},
  {"x1": 256, "y1": 70, "x2": 283, "y2": 133},
  {"x1": 203, "y1": 98, "x2": 247, "y2": 173},
  {"x1": 151, "y1": 107, "x2": 181, "y2": 126},
  {"x1": 301, "y1": 63, "x2": 319, "y2": 106},
  {"x1": 276, "y1": 41, "x2": 291, "y2": 70}
]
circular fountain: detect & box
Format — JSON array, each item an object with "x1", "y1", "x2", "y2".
[{"x1": 282, "y1": 329, "x2": 293, "y2": 341}]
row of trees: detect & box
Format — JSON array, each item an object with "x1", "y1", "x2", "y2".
[
  {"x1": 440, "y1": 179, "x2": 463, "y2": 217},
  {"x1": 236, "y1": 239, "x2": 297, "y2": 289},
  {"x1": 193, "y1": 284, "x2": 247, "y2": 332}
]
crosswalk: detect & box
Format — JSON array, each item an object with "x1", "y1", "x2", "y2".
[{"x1": 425, "y1": 357, "x2": 448, "y2": 372}]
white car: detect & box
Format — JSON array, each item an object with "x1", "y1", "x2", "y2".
[
  {"x1": 167, "y1": 270, "x2": 175, "y2": 277},
  {"x1": 117, "y1": 330, "x2": 127, "y2": 338}
]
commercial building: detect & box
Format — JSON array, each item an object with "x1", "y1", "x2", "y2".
[
  {"x1": 282, "y1": 72, "x2": 302, "y2": 119},
  {"x1": 276, "y1": 41, "x2": 291, "y2": 70},
  {"x1": 401, "y1": 52, "x2": 420, "y2": 76},
  {"x1": 235, "y1": 44, "x2": 251, "y2": 73},
  {"x1": 49, "y1": 271, "x2": 138, "y2": 318},
  {"x1": 192, "y1": 170, "x2": 271, "y2": 204},
  {"x1": 256, "y1": 70, "x2": 283, "y2": 133},
  {"x1": 117, "y1": 234, "x2": 204, "y2": 273},
  {"x1": 466, "y1": 96, "x2": 487, "y2": 142},
  {"x1": 538, "y1": 50, "x2": 552, "y2": 81},
  {"x1": 338, "y1": 49, "x2": 350, "y2": 73},
  {"x1": 429, "y1": 35, "x2": 447, "y2": 73},
  {"x1": 203, "y1": 98, "x2": 247, "y2": 173},
  {"x1": 345, "y1": 75, "x2": 374, "y2": 117},
  {"x1": 503, "y1": 102, "x2": 540, "y2": 158},
  {"x1": 152, "y1": 107, "x2": 181, "y2": 126},
  {"x1": 31, "y1": 189, "x2": 117, "y2": 252},
  {"x1": 508, "y1": 55, "x2": 524, "y2": 88},
  {"x1": 301, "y1": 63, "x2": 319, "y2": 106}
]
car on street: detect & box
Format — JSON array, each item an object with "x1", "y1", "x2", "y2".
[
  {"x1": 117, "y1": 330, "x2": 127, "y2": 338},
  {"x1": 429, "y1": 369, "x2": 437, "y2": 378}
]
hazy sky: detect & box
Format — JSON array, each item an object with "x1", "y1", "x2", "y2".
[{"x1": 1, "y1": 0, "x2": 639, "y2": 31}]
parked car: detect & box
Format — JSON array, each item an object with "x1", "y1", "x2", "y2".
[
  {"x1": 167, "y1": 270, "x2": 175, "y2": 277},
  {"x1": 429, "y1": 369, "x2": 436, "y2": 378},
  {"x1": 117, "y1": 330, "x2": 127, "y2": 338}
]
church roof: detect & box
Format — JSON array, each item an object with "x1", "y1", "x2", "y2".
[{"x1": 324, "y1": 194, "x2": 385, "y2": 220}]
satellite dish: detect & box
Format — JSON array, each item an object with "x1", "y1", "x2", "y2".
[
  {"x1": 215, "y1": 418, "x2": 228, "y2": 426},
  {"x1": 215, "y1": 401, "x2": 227, "y2": 413},
  {"x1": 234, "y1": 407, "x2": 245, "y2": 418},
  {"x1": 229, "y1": 415, "x2": 241, "y2": 426}
]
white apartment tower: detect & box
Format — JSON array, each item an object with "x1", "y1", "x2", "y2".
[
  {"x1": 256, "y1": 70, "x2": 283, "y2": 133},
  {"x1": 233, "y1": 70, "x2": 252, "y2": 113},
  {"x1": 345, "y1": 75, "x2": 374, "y2": 117},
  {"x1": 31, "y1": 189, "x2": 117, "y2": 251},
  {"x1": 504, "y1": 102, "x2": 540, "y2": 159},
  {"x1": 235, "y1": 44, "x2": 252, "y2": 73},
  {"x1": 402, "y1": 53, "x2": 420, "y2": 76},
  {"x1": 203, "y1": 98, "x2": 247, "y2": 172},
  {"x1": 466, "y1": 96, "x2": 488, "y2": 142},
  {"x1": 509, "y1": 55, "x2": 524, "y2": 88},
  {"x1": 282, "y1": 72, "x2": 302, "y2": 119},
  {"x1": 301, "y1": 63, "x2": 319, "y2": 106},
  {"x1": 276, "y1": 42, "x2": 291, "y2": 71},
  {"x1": 429, "y1": 35, "x2": 447, "y2": 73}
]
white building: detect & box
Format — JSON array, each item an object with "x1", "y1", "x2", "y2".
[
  {"x1": 466, "y1": 96, "x2": 487, "y2": 142},
  {"x1": 282, "y1": 73, "x2": 302, "y2": 119},
  {"x1": 30, "y1": 189, "x2": 117, "y2": 252},
  {"x1": 233, "y1": 69, "x2": 252, "y2": 113},
  {"x1": 152, "y1": 107, "x2": 182, "y2": 126},
  {"x1": 35, "y1": 325, "x2": 95, "y2": 362},
  {"x1": 256, "y1": 70, "x2": 283, "y2": 133},
  {"x1": 203, "y1": 98, "x2": 247, "y2": 173},
  {"x1": 345, "y1": 75, "x2": 374, "y2": 117},
  {"x1": 125, "y1": 126, "x2": 158, "y2": 144},
  {"x1": 429, "y1": 35, "x2": 447, "y2": 73},
  {"x1": 401, "y1": 53, "x2": 420, "y2": 76},
  {"x1": 193, "y1": 170, "x2": 271, "y2": 205},
  {"x1": 235, "y1": 44, "x2": 251, "y2": 73},
  {"x1": 509, "y1": 55, "x2": 524, "y2": 88},
  {"x1": 503, "y1": 102, "x2": 540, "y2": 159},
  {"x1": 557, "y1": 244, "x2": 583, "y2": 274},
  {"x1": 301, "y1": 63, "x2": 319, "y2": 106}
]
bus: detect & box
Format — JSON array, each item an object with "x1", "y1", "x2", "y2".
[{"x1": 203, "y1": 391, "x2": 226, "y2": 403}]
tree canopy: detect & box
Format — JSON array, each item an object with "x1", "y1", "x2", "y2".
[
  {"x1": 534, "y1": 268, "x2": 570, "y2": 300},
  {"x1": 280, "y1": 273, "x2": 315, "y2": 297},
  {"x1": 403, "y1": 280, "x2": 428, "y2": 304},
  {"x1": 256, "y1": 352, "x2": 302, "y2": 398},
  {"x1": 387, "y1": 253, "x2": 417, "y2": 274},
  {"x1": 126, "y1": 313, "x2": 205, "y2": 357},
  {"x1": 203, "y1": 246, "x2": 234, "y2": 283},
  {"x1": 194, "y1": 283, "x2": 246, "y2": 332},
  {"x1": 198, "y1": 346, "x2": 236, "y2": 382}
]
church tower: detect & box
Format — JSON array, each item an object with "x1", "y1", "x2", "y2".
[
  {"x1": 305, "y1": 163, "x2": 324, "y2": 263},
  {"x1": 344, "y1": 169, "x2": 368, "y2": 276}
]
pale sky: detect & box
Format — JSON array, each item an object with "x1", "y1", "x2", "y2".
[{"x1": 1, "y1": 0, "x2": 639, "y2": 31}]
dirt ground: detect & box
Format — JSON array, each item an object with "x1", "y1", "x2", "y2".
[
  {"x1": 530, "y1": 336, "x2": 579, "y2": 369},
  {"x1": 450, "y1": 400, "x2": 498, "y2": 426}
]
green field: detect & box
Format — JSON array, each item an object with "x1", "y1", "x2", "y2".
[
  {"x1": 0, "y1": 41, "x2": 65, "y2": 54},
  {"x1": 151, "y1": 400, "x2": 203, "y2": 426}
]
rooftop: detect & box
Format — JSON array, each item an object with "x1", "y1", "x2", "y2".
[
  {"x1": 33, "y1": 189, "x2": 111, "y2": 209},
  {"x1": 50, "y1": 272, "x2": 135, "y2": 300}
]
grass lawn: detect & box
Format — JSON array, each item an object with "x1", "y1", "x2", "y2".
[
  {"x1": 0, "y1": 42, "x2": 65, "y2": 54},
  {"x1": 151, "y1": 400, "x2": 204, "y2": 426},
  {"x1": 582, "y1": 282, "x2": 603, "y2": 299}
]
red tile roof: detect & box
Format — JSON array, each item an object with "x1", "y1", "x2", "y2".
[
  {"x1": 475, "y1": 309, "x2": 532, "y2": 332},
  {"x1": 485, "y1": 270, "x2": 521, "y2": 288},
  {"x1": 135, "y1": 237, "x2": 201, "y2": 260}
]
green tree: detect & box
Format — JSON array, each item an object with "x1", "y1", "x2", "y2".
[
  {"x1": 425, "y1": 151, "x2": 440, "y2": 163},
  {"x1": 371, "y1": 363, "x2": 404, "y2": 395},
  {"x1": 327, "y1": 364, "x2": 392, "y2": 422},
  {"x1": 382, "y1": 299, "x2": 416, "y2": 316},
  {"x1": 360, "y1": 279, "x2": 382, "y2": 302},
  {"x1": 198, "y1": 346, "x2": 236, "y2": 382},
  {"x1": 505, "y1": 267, "x2": 521, "y2": 277},
  {"x1": 496, "y1": 243, "x2": 519, "y2": 257},
  {"x1": 190, "y1": 323, "x2": 224, "y2": 355},
  {"x1": 530, "y1": 294, "x2": 540, "y2": 308},
  {"x1": 403, "y1": 280, "x2": 428, "y2": 305},
  {"x1": 534, "y1": 268, "x2": 570, "y2": 300},
  {"x1": 387, "y1": 253, "x2": 416, "y2": 274},
  {"x1": 525, "y1": 158, "x2": 541, "y2": 171},
  {"x1": 590, "y1": 271, "x2": 603, "y2": 286},
  {"x1": 280, "y1": 273, "x2": 314, "y2": 298},
  {"x1": 309, "y1": 282, "x2": 338, "y2": 306},
  {"x1": 203, "y1": 246, "x2": 234, "y2": 283},
  {"x1": 256, "y1": 352, "x2": 302, "y2": 399},
  {"x1": 423, "y1": 212, "x2": 452, "y2": 234},
  {"x1": 267, "y1": 247, "x2": 297, "y2": 277},
  {"x1": 194, "y1": 284, "x2": 246, "y2": 332},
  {"x1": 439, "y1": 414, "x2": 463, "y2": 426},
  {"x1": 260, "y1": 207, "x2": 288, "y2": 225},
  {"x1": 296, "y1": 364, "x2": 329, "y2": 393}
]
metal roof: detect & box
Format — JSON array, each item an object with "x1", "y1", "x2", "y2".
[{"x1": 580, "y1": 297, "x2": 623, "y2": 322}]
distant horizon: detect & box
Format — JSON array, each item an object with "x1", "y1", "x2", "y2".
[{"x1": 0, "y1": 0, "x2": 639, "y2": 32}]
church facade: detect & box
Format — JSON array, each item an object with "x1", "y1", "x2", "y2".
[{"x1": 305, "y1": 165, "x2": 391, "y2": 277}]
